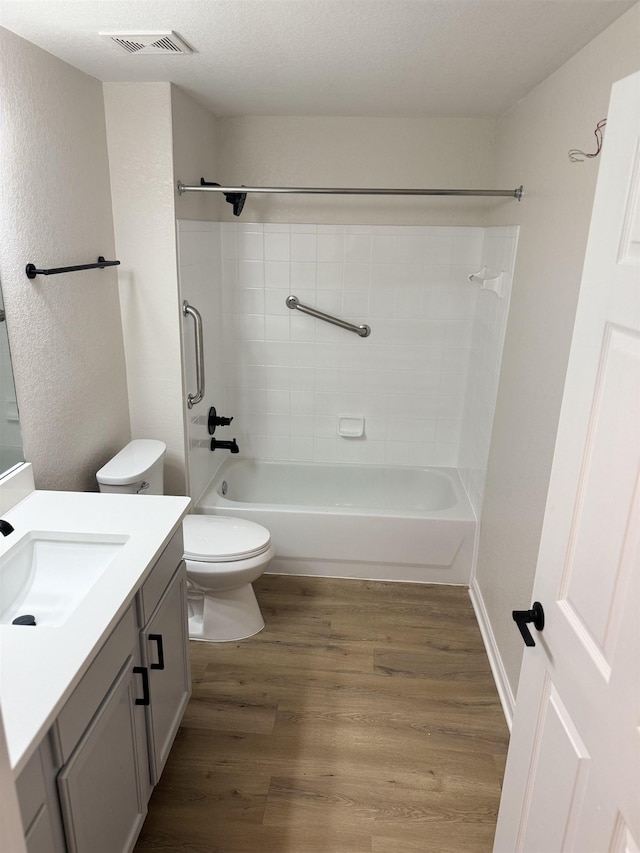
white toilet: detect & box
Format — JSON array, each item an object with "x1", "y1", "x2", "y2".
[{"x1": 96, "y1": 439, "x2": 274, "y2": 642}]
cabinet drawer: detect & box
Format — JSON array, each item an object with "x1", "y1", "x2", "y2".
[
  {"x1": 24, "y1": 803, "x2": 65, "y2": 853},
  {"x1": 137, "y1": 528, "x2": 184, "y2": 626},
  {"x1": 55, "y1": 602, "x2": 138, "y2": 763},
  {"x1": 16, "y1": 734, "x2": 66, "y2": 853},
  {"x1": 16, "y1": 742, "x2": 48, "y2": 831}
]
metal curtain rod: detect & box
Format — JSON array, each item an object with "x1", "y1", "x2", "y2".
[{"x1": 178, "y1": 180, "x2": 523, "y2": 201}]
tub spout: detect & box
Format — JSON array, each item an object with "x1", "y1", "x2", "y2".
[
  {"x1": 210, "y1": 438, "x2": 239, "y2": 453},
  {"x1": 0, "y1": 519, "x2": 14, "y2": 536}
]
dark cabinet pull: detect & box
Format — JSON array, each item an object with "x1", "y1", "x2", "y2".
[
  {"x1": 512, "y1": 602, "x2": 545, "y2": 647},
  {"x1": 133, "y1": 666, "x2": 150, "y2": 705},
  {"x1": 149, "y1": 634, "x2": 165, "y2": 670}
]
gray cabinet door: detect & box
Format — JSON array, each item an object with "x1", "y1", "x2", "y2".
[
  {"x1": 57, "y1": 656, "x2": 147, "y2": 853},
  {"x1": 142, "y1": 564, "x2": 192, "y2": 784}
]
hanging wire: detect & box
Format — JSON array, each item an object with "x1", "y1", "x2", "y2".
[{"x1": 568, "y1": 119, "x2": 607, "y2": 162}]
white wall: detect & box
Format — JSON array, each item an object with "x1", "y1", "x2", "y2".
[
  {"x1": 0, "y1": 28, "x2": 130, "y2": 491},
  {"x1": 216, "y1": 117, "x2": 497, "y2": 225},
  {"x1": 219, "y1": 221, "x2": 485, "y2": 466},
  {"x1": 474, "y1": 4, "x2": 640, "y2": 707},
  {"x1": 105, "y1": 83, "x2": 221, "y2": 497},
  {"x1": 170, "y1": 88, "x2": 223, "y2": 500},
  {"x1": 171, "y1": 86, "x2": 219, "y2": 223},
  {"x1": 103, "y1": 83, "x2": 187, "y2": 495}
]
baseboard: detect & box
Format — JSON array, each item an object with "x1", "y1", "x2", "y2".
[{"x1": 469, "y1": 577, "x2": 515, "y2": 730}]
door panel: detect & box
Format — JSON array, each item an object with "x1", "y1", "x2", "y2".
[
  {"x1": 519, "y1": 682, "x2": 590, "y2": 852},
  {"x1": 494, "y1": 71, "x2": 640, "y2": 853}
]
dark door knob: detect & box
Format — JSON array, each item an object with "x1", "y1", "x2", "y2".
[{"x1": 512, "y1": 602, "x2": 545, "y2": 647}]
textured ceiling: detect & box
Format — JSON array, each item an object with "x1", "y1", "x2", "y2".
[{"x1": 1, "y1": 0, "x2": 635, "y2": 117}]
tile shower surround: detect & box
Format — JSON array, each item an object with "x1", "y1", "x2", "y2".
[{"x1": 178, "y1": 221, "x2": 517, "y2": 510}]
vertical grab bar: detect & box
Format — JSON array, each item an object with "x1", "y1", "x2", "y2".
[{"x1": 182, "y1": 300, "x2": 205, "y2": 408}]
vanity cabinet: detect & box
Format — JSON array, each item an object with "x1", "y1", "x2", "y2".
[
  {"x1": 15, "y1": 528, "x2": 191, "y2": 853},
  {"x1": 56, "y1": 650, "x2": 148, "y2": 853},
  {"x1": 140, "y1": 565, "x2": 191, "y2": 784},
  {"x1": 16, "y1": 735, "x2": 66, "y2": 853}
]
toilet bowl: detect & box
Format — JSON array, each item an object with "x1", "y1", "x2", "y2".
[
  {"x1": 183, "y1": 515, "x2": 274, "y2": 642},
  {"x1": 96, "y1": 439, "x2": 273, "y2": 642}
]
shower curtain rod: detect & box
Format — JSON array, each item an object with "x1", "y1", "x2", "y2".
[{"x1": 177, "y1": 179, "x2": 523, "y2": 215}]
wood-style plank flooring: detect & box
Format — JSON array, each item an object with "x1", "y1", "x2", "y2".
[{"x1": 135, "y1": 575, "x2": 509, "y2": 853}]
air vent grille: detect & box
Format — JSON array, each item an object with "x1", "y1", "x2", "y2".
[{"x1": 101, "y1": 31, "x2": 193, "y2": 55}]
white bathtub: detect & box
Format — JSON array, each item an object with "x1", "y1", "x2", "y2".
[{"x1": 196, "y1": 458, "x2": 476, "y2": 584}]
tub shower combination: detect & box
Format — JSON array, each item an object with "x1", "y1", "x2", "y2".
[
  {"x1": 197, "y1": 458, "x2": 475, "y2": 584},
  {"x1": 184, "y1": 285, "x2": 476, "y2": 584},
  {"x1": 178, "y1": 178, "x2": 522, "y2": 584},
  {"x1": 183, "y1": 282, "x2": 479, "y2": 583}
]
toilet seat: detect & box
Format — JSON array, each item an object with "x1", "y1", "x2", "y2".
[{"x1": 183, "y1": 515, "x2": 272, "y2": 563}]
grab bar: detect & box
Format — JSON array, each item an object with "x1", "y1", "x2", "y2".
[
  {"x1": 286, "y1": 295, "x2": 371, "y2": 338},
  {"x1": 182, "y1": 300, "x2": 205, "y2": 408}
]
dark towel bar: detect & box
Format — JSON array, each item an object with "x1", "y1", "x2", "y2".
[{"x1": 25, "y1": 256, "x2": 120, "y2": 279}]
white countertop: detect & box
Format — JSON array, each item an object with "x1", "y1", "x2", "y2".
[{"x1": 0, "y1": 487, "x2": 191, "y2": 775}]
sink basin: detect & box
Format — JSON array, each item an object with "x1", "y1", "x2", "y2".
[{"x1": 0, "y1": 532, "x2": 128, "y2": 627}]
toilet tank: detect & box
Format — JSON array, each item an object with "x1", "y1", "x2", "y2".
[{"x1": 96, "y1": 439, "x2": 167, "y2": 495}]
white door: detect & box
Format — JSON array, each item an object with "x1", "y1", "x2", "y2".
[{"x1": 494, "y1": 71, "x2": 640, "y2": 853}]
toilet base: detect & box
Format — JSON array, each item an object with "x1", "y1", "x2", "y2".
[{"x1": 188, "y1": 582, "x2": 265, "y2": 642}]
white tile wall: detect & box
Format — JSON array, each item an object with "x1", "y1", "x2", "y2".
[
  {"x1": 221, "y1": 223, "x2": 485, "y2": 466},
  {"x1": 177, "y1": 221, "x2": 225, "y2": 502},
  {"x1": 459, "y1": 226, "x2": 519, "y2": 516},
  {"x1": 178, "y1": 221, "x2": 516, "y2": 501}
]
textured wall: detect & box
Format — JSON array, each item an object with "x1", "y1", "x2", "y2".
[
  {"x1": 216, "y1": 116, "x2": 497, "y2": 225},
  {"x1": 477, "y1": 5, "x2": 640, "y2": 700},
  {"x1": 0, "y1": 28, "x2": 130, "y2": 491}
]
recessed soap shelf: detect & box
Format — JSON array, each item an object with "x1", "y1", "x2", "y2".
[{"x1": 338, "y1": 415, "x2": 365, "y2": 438}]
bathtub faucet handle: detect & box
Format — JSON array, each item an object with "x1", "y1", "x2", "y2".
[
  {"x1": 210, "y1": 438, "x2": 239, "y2": 454},
  {"x1": 208, "y1": 406, "x2": 234, "y2": 434}
]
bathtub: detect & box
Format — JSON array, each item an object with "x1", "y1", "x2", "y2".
[{"x1": 196, "y1": 458, "x2": 476, "y2": 584}]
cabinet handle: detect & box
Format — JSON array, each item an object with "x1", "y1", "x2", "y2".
[
  {"x1": 133, "y1": 666, "x2": 150, "y2": 705},
  {"x1": 149, "y1": 634, "x2": 165, "y2": 670}
]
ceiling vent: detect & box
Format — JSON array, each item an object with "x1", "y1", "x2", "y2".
[{"x1": 101, "y1": 31, "x2": 193, "y2": 55}]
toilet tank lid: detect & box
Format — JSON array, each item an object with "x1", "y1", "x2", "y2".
[{"x1": 96, "y1": 439, "x2": 167, "y2": 485}]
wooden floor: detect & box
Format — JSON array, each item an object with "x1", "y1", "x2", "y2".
[{"x1": 135, "y1": 575, "x2": 509, "y2": 853}]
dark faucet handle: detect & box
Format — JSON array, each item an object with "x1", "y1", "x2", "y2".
[
  {"x1": 208, "y1": 406, "x2": 234, "y2": 434},
  {"x1": 0, "y1": 519, "x2": 14, "y2": 536}
]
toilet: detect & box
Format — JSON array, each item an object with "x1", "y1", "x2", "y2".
[{"x1": 96, "y1": 439, "x2": 274, "y2": 642}]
